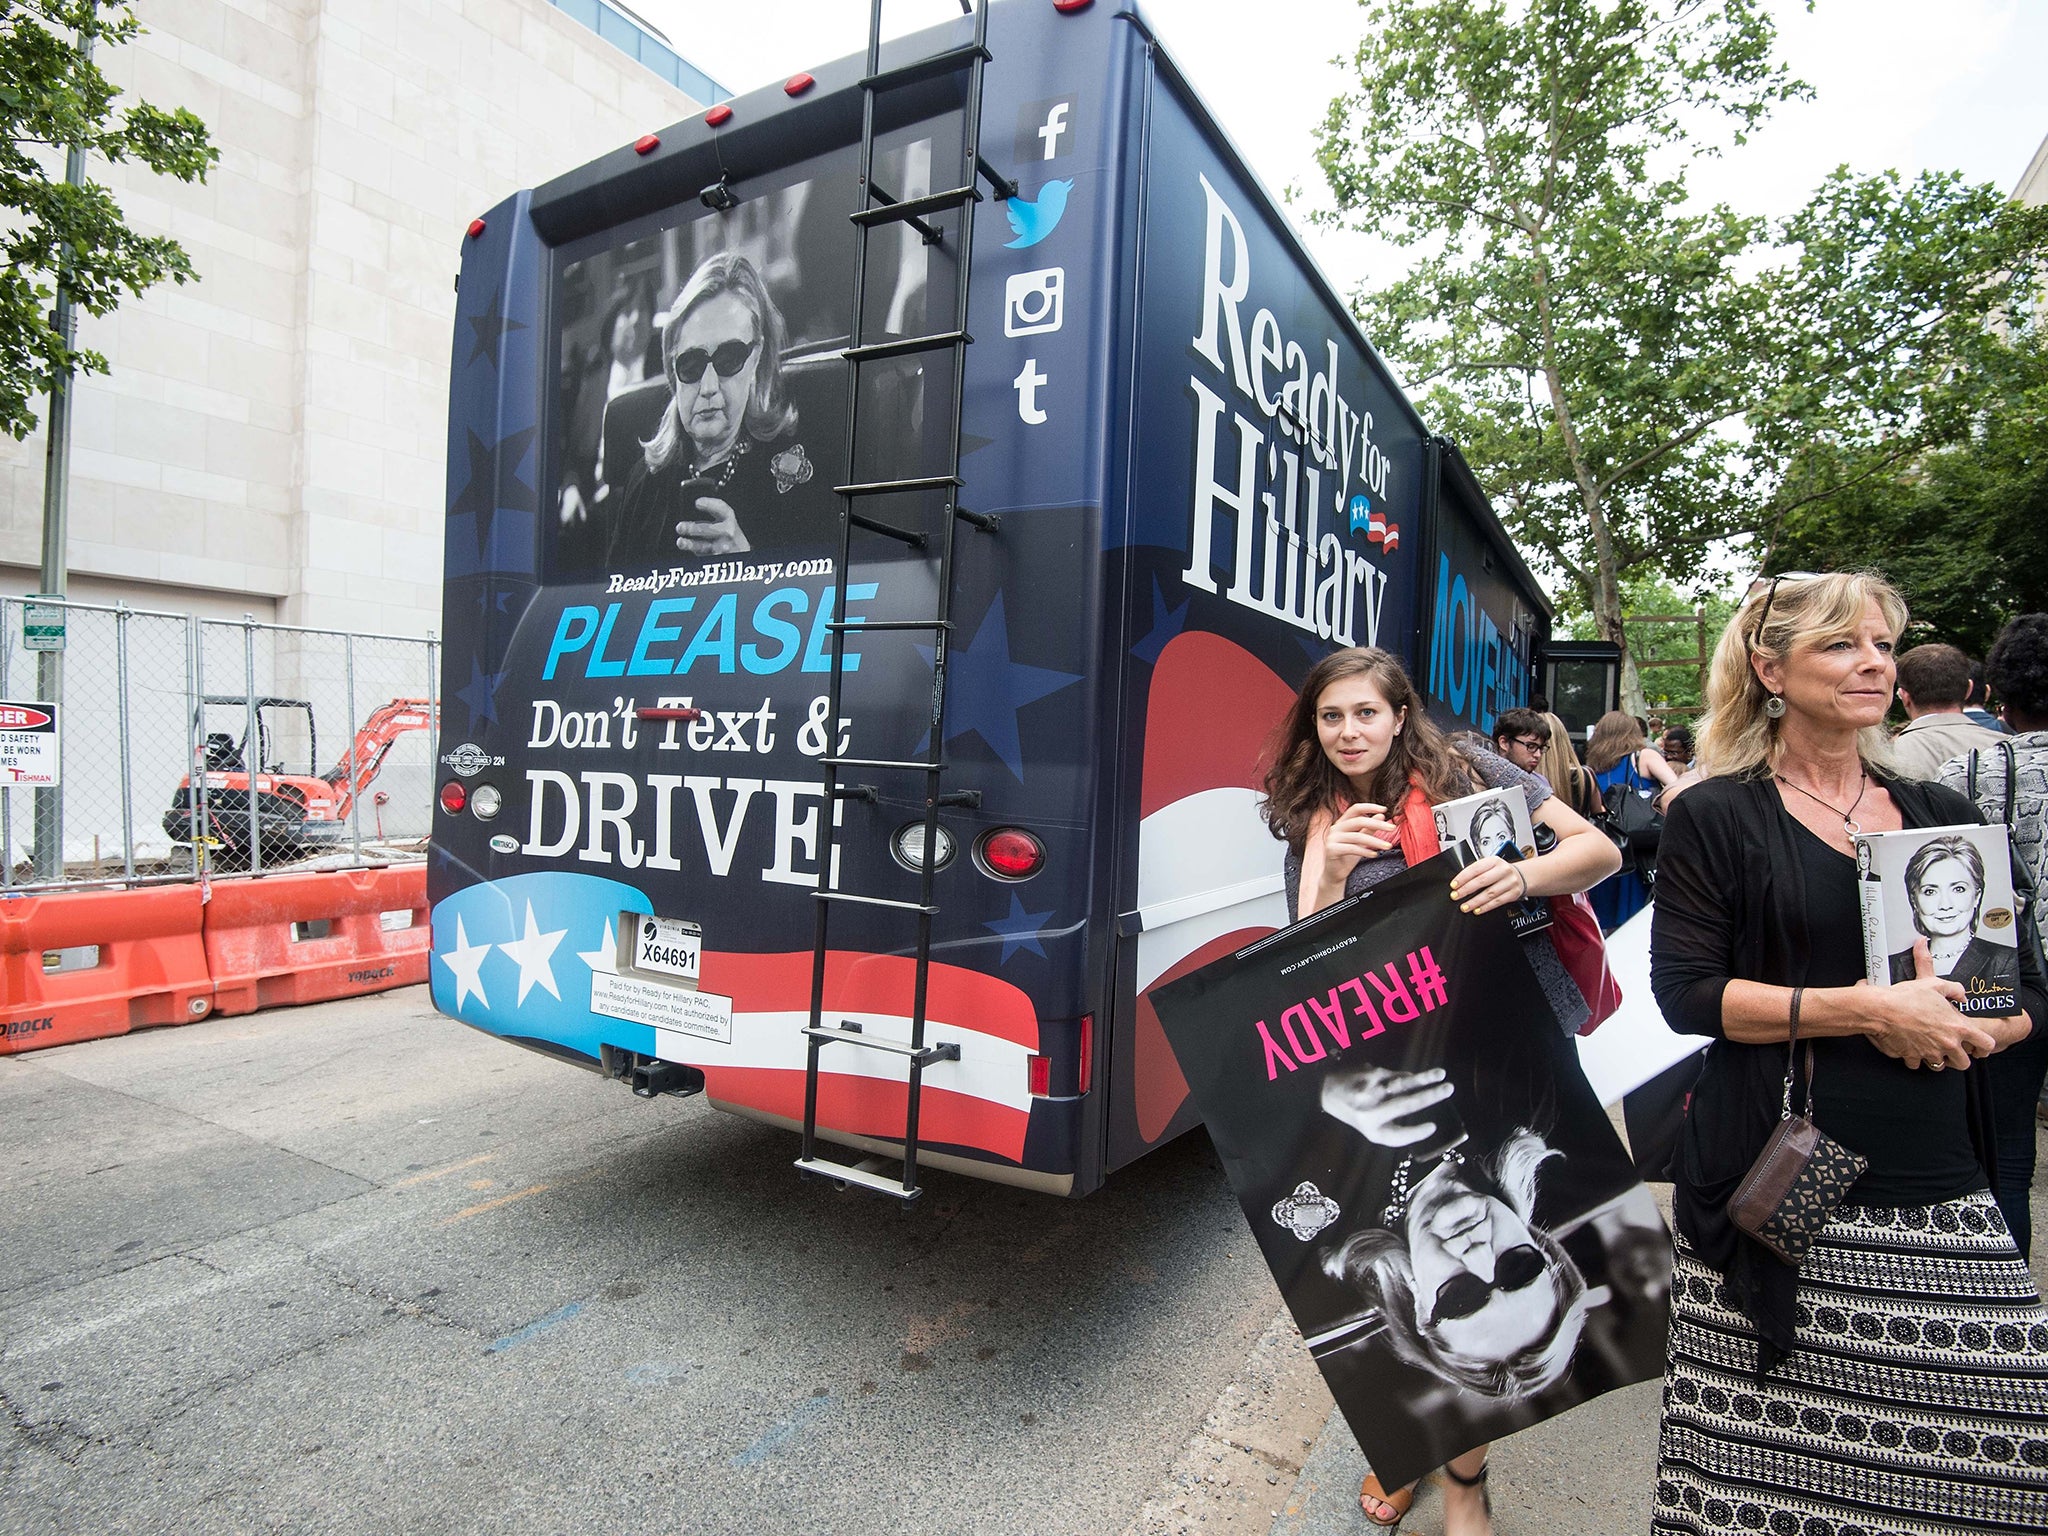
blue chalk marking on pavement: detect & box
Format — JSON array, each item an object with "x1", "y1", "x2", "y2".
[
  {"x1": 485, "y1": 1299, "x2": 584, "y2": 1354},
  {"x1": 730, "y1": 1393, "x2": 835, "y2": 1467}
]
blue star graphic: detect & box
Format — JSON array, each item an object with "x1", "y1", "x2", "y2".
[
  {"x1": 915, "y1": 592, "x2": 1080, "y2": 782},
  {"x1": 1131, "y1": 577, "x2": 1190, "y2": 665},
  {"x1": 455, "y1": 656, "x2": 507, "y2": 731},
  {"x1": 449, "y1": 425, "x2": 538, "y2": 560},
  {"x1": 983, "y1": 893, "x2": 1055, "y2": 963},
  {"x1": 466, "y1": 288, "x2": 528, "y2": 369}
]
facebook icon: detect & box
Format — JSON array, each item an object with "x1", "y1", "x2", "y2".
[{"x1": 1015, "y1": 97, "x2": 1077, "y2": 163}]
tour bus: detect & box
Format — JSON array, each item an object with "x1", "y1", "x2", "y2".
[{"x1": 429, "y1": 0, "x2": 1549, "y2": 1200}]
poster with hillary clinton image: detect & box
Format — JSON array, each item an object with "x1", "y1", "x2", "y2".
[{"x1": 1148, "y1": 852, "x2": 1670, "y2": 1491}]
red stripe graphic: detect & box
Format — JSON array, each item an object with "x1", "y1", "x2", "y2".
[
  {"x1": 699, "y1": 950, "x2": 1041, "y2": 1052},
  {"x1": 1133, "y1": 926, "x2": 1275, "y2": 1141}
]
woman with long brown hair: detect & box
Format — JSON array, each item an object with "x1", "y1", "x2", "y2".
[
  {"x1": 1584, "y1": 711, "x2": 1677, "y2": 929},
  {"x1": 1262, "y1": 647, "x2": 1619, "y2": 1533}
]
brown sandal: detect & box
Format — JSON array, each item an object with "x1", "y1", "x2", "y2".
[{"x1": 1358, "y1": 1472, "x2": 1415, "y2": 1527}]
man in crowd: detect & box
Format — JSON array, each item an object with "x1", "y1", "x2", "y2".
[
  {"x1": 1965, "y1": 659, "x2": 2010, "y2": 734},
  {"x1": 1491, "y1": 707, "x2": 1551, "y2": 776},
  {"x1": 1891, "y1": 641, "x2": 2004, "y2": 780}
]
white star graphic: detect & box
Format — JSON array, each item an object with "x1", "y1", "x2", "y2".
[
  {"x1": 437, "y1": 914, "x2": 493, "y2": 1012},
  {"x1": 576, "y1": 917, "x2": 619, "y2": 978},
  {"x1": 499, "y1": 901, "x2": 568, "y2": 1006}
]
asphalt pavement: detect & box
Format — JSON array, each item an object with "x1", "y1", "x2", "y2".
[{"x1": 2, "y1": 987, "x2": 1301, "y2": 1536}]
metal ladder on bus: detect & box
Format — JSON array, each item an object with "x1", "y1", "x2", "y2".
[{"x1": 795, "y1": 0, "x2": 1016, "y2": 1202}]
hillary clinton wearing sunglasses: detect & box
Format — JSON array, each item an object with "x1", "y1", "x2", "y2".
[{"x1": 608, "y1": 252, "x2": 835, "y2": 567}]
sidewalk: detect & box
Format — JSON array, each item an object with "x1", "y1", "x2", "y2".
[{"x1": 1270, "y1": 1379, "x2": 1662, "y2": 1535}]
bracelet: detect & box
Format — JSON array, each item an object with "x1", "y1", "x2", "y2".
[{"x1": 1512, "y1": 865, "x2": 1529, "y2": 901}]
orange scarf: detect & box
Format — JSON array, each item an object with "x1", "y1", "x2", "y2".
[{"x1": 1392, "y1": 772, "x2": 1441, "y2": 865}]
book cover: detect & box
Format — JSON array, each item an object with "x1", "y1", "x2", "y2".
[
  {"x1": 1433, "y1": 785, "x2": 1551, "y2": 937},
  {"x1": 1854, "y1": 822, "x2": 2021, "y2": 1016}
]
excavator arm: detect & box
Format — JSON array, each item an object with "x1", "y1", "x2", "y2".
[{"x1": 324, "y1": 698, "x2": 436, "y2": 818}]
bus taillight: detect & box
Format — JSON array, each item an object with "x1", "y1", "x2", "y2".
[
  {"x1": 975, "y1": 828, "x2": 1044, "y2": 881},
  {"x1": 1078, "y1": 1014, "x2": 1093, "y2": 1094},
  {"x1": 438, "y1": 781, "x2": 466, "y2": 814},
  {"x1": 1028, "y1": 1055, "x2": 1052, "y2": 1097}
]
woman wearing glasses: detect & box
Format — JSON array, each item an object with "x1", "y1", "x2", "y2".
[
  {"x1": 608, "y1": 252, "x2": 835, "y2": 567},
  {"x1": 1650, "y1": 571, "x2": 2048, "y2": 1536}
]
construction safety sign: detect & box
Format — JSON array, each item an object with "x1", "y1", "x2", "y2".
[{"x1": 0, "y1": 700, "x2": 60, "y2": 786}]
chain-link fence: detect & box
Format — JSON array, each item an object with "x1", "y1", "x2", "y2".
[{"x1": 1, "y1": 596, "x2": 438, "y2": 892}]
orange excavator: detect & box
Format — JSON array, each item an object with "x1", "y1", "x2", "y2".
[{"x1": 163, "y1": 697, "x2": 436, "y2": 866}]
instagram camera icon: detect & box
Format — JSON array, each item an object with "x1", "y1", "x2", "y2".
[{"x1": 1004, "y1": 267, "x2": 1065, "y2": 338}]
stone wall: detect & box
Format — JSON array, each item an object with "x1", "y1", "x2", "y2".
[{"x1": 0, "y1": 0, "x2": 704, "y2": 638}]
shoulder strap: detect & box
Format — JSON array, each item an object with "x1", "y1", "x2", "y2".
[{"x1": 2003, "y1": 739, "x2": 2018, "y2": 831}]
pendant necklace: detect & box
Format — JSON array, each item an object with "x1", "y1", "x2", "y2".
[{"x1": 1775, "y1": 769, "x2": 1869, "y2": 838}]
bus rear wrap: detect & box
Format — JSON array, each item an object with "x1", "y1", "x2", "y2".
[{"x1": 431, "y1": 1, "x2": 1549, "y2": 1198}]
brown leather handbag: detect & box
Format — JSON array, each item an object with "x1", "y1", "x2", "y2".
[{"x1": 1727, "y1": 988, "x2": 1869, "y2": 1266}]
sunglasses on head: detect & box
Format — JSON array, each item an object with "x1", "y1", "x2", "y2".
[
  {"x1": 674, "y1": 338, "x2": 759, "y2": 384},
  {"x1": 1744, "y1": 570, "x2": 1825, "y2": 648},
  {"x1": 1428, "y1": 1243, "x2": 1547, "y2": 1325}
]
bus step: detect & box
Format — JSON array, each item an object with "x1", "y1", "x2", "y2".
[
  {"x1": 813, "y1": 890, "x2": 940, "y2": 915},
  {"x1": 852, "y1": 184, "x2": 980, "y2": 228},
  {"x1": 794, "y1": 1154, "x2": 923, "y2": 1203},
  {"x1": 835, "y1": 473, "x2": 962, "y2": 497},
  {"x1": 804, "y1": 1024, "x2": 960, "y2": 1067},
  {"x1": 845, "y1": 329, "x2": 971, "y2": 365},
  {"x1": 859, "y1": 42, "x2": 989, "y2": 95}
]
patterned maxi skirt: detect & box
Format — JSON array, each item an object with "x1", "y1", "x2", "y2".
[{"x1": 1656, "y1": 1192, "x2": 2048, "y2": 1534}]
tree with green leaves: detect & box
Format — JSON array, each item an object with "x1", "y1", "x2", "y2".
[
  {"x1": 2, "y1": 0, "x2": 217, "y2": 441},
  {"x1": 1313, "y1": 0, "x2": 2048, "y2": 713}
]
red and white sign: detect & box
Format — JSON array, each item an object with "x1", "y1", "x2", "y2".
[{"x1": 0, "y1": 698, "x2": 59, "y2": 786}]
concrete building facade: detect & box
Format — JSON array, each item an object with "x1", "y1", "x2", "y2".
[{"x1": 0, "y1": 0, "x2": 712, "y2": 637}]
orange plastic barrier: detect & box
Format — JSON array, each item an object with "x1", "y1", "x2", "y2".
[
  {"x1": 1, "y1": 885, "x2": 215, "y2": 1054},
  {"x1": 202, "y1": 865, "x2": 430, "y2": 1017}
]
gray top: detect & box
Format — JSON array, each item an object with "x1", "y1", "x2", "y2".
[
  {"x1": 1281, "y1": 746, "x2": 1588, "y2": 1034},
  {"x1": 1940, "y1": 730, "x2": 2048, "y2": 900}
]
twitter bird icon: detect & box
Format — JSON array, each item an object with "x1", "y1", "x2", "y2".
[{"x1": 1004, "y1": 179, "x2": 1074, "y2": 249}]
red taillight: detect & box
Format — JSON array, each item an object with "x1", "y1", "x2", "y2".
[
  {"x1": 1078, "y1": 1014, "x2": 1093, "y2": 1095},
  {"x1": 466, "y1": 217, "x2": 486, "y2": 239},
  {"x1": 634, "y1": 134, "x2": 660, "y2": 155},
  {"x1": 1053, "y1": 0, "x2": 1094, "y2": 11},
  {"x1": 438, "y1": 781, "x2": 467, "y2": 814},
  {"x1": 977, "y1": 828, "x2": 1044, "y2": 880},
  {"x1": 784, "y1": 72, "x2": 815, "y2": 96},
  {"x1": 1028, "y1": 1054, "x2": 1052, "y2": 1097},
  {"x1": 705, "y1": 104, "x2": 733, "y2": 126}
]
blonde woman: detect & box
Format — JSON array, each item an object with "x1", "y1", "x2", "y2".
[
  {"x1": 1535, "y1": 712, "x2": 1603, "y2": 822},
  {"x1": 1585, "y1": 711, "x2": 1676, "y2": 928},
  {"x1": 1648, "y1": 571, "x2": 2048, "y2": 1536}
]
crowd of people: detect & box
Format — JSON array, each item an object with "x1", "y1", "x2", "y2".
[{"x1": 1262, "y1": 586, "x2": 2048, "y2": 1534}]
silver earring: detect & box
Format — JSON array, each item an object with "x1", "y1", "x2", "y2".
[{"x1": 1764, "y1": 694, "x2": 1786, "y2": 718}]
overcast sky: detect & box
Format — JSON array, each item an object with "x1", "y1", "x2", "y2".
[{"x1": 630, "y1": 0, "x2": 2048, "y2": 302}]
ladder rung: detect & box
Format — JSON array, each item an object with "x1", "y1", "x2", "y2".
[
  {"x1": 814, "y1": 891, "x2": 939, "y2": 914},
  {"x1": 794, "y1": 1156, "x2": 922, "y2": 1202},
  {"x1": 859, "y1": 42, "x2": 989, "y2": 94},
  {"x1": 847, "y1": 511, "x2": 927, "y2": 546},
  {"x1": 836, "y1": 474, "x2": 961, "y2": 497},
  {"x1": 852, "y1": 185, "x2": 981, "y2": 228},
  {"x1": 822, "y1": 756, "x2": 941, "y2": 772},
  {"x1": 804, "y1": 1026, "x2": 961, "y2": 1067},
  {"x1": 845, "y1": 329, "x2": 971, "y2": 364},
  {"x1": 826, "y1": 618, "x2": 947, "y2": 632}
]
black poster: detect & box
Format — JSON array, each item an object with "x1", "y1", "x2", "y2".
[{"x1": 1148, "y1": 854, "x2": 1670, "y2": 1490}]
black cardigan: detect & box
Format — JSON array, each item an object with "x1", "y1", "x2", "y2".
[{"x1": 1650, "y1": 770, "x2": 2048, "y2": 1374}]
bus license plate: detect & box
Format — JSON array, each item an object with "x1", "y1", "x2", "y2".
[{"x1": 631, "y1": 915, "x2": 701, "y2": 982}]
